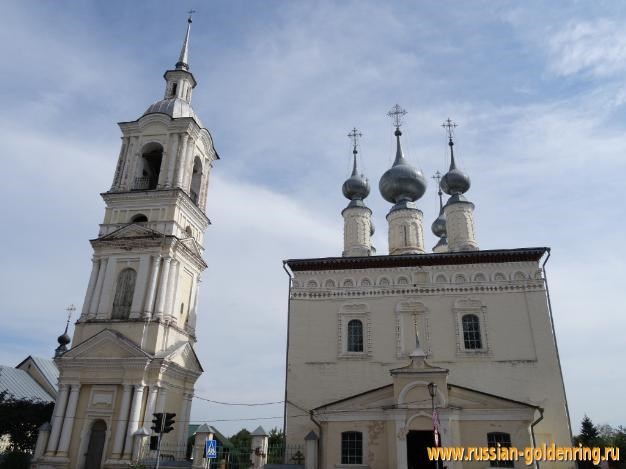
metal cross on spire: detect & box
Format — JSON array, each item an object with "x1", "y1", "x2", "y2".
[
  {"x1": 347, "y1": 127, "x2": 362, "y2": 153},
  {"x1": 442, "y1": 118, "x2": 458, "y2": 142},
  {"x1": 65, "y1": 304, "x2": 75, "y2": 330},
  {"x1": 187, "y1": 9, "x2": 196, "y2": 22},
  {"x1": 387, "y1": 104, "x2": 407, "y2": 129},
  {"x1": 432, "y1": 170, "x2": 444, "y2": 208}
]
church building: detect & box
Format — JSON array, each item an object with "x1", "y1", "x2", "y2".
[
  {"x1": 32, "y1": 17, "x2": 217, "y2": 469},
  {"x1": 283, "y1": 109, "x2": 572, "y2": 469}
]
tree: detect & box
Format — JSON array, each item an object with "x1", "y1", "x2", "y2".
[
  {"x1": 229, "y1": 428, "x2": 251, "y2": 449},
  {"x1": 0, "y1": 391, "x2": 54, "y2": 453},
  {"x1": 268, "y1": 427, "x2": 284, "y2": 447},
  {"x1": 576, "y1": 415, "x2": 600, "y2": 445}
]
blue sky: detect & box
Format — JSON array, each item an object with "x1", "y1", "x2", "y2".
[{"x1": 1, "y1": 0, "x2": 625, "y2": 436}]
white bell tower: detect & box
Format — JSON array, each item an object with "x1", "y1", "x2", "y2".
[{"x1": 33, "y1": 15, "x2": 218, "y2": 469}]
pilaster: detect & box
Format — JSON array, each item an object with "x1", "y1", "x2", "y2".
[
  {"x1": 444, "y1": 201, "x2": 478, "y2": 252},
  {"x1": 111, "y1": 384, "x2": 133, "y2": 458},
  {"x1": 342, "y1": 205, "x2": 372, "y2": 257},
  {"x1": 123, "y1": 385, "x2": 145, "y2": 459},
  {"x1": 56, "y1": 384, "x2": 81, "y2": 457}
]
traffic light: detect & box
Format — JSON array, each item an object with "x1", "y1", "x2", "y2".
[
  {"x1": 163, "y1": 413, "x2": 176, "y2": 434},
  {"x1": 151, "y1": 413, "x2": 163, "y2": 433}
]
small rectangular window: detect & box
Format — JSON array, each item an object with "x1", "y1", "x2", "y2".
[
  {"x1": 341, "y1": 431, "x2": 363, "y2": 464},
  {"x1": 487, "y1": 432, "x2": 514, "y2": 467}
]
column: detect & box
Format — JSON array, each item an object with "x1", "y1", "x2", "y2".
[
  {"x1": 177, "y1": 392, "x2": 193, "y2": 457},
  {"x1": 165, "y1": 134, "x2": 180, "y2": 188},
  {"x1": 164, "y1": 260, "x2": 178, "y2": 322},
  {"x1": 81, "y1": 259, "x2": 99, "y2": 319},
  {"x1": 154, "y1": 257, "x2": 171, "y2": 320},
  {"x1": 123, "y1": 385, "x2": 145, "y2": 459},
  {"x1": 121, "y1": 136, "x2": 139, "y2": 190},
  {"x1": 89, "y1": 259, "x2": 107, "y2": 318},
  {"x1": 56, "y1": 384, "x2": 81, "y2": 457},
  {"x1": 111, "y1": 137, "x2": 129, "y2": 190},
  {"x1": 187, "y1": 278, "x2": 200, "y2": 330},
  {"x1": 181, "y1": 139, "x2": 195, "y2": 191},
  {"x1": 130, "y1": 255, "x2": 150, "y2": 318},
  {"x1": 45, "y1": 384, "x2": 69, "y2": 456},
  {"x1": 173, "y1": 134, "x2": 189, "y2": 188},
  {"x1": 144, "y1": 386, "x2": 159, "y2": 424},
  {"x1": 156, "y1": 386, "x2": 168, "y2": 413},
  {"x1": 111, "y1": 385, "x2": 133, "y2": 459},
  {"x1": 96, "y1": 257, "x2": 118, "y2": 319},
  {"x1": 143, "y1": 256, "x2": 161, "y2": 318}
]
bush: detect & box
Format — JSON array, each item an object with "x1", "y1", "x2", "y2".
[{"x1": 0, "y1": 451, "x2": 31, "y2": 469}]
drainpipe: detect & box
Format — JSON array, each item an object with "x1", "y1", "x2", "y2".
[
  {"x1": 282, "y1": 261, "x2": 293, "y2": 452},
  {"x1": 531, "y1": 407, "x2": 544, "y2": 469},
  {"x1": 309, "y1": 410, "x2": 322, "y2": 468},
  {"x1": 541, "y1": 249, "x2": 574, "y2": 443}
]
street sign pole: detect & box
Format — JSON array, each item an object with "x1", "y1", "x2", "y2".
[{"x1": 154, "y1": 413, "x2": 165, "y2": 469}]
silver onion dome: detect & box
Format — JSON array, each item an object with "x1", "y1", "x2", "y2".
[
  {"x1": 379, "y1": 129, "x2": 427, "y2": 204},
  {"x1": 343, "y1": 133, "x2": 370, "y2": 201},
  {"x1": 431, "y1": 208, "x2": 447, "y2": 238},
  {"x1": 440, "y1": 138, "x2": 470, "y2": 195}
]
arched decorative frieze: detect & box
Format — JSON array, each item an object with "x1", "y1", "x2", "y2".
[
  {"x1": 306, "y1": 280, "x2": 318, "y2": 288},
  {"x1": 360, "y1": 278, "x2": 372, "y2": 287},
  {"x1": 378, "y1": 277, "x2": 391, "y2": 286},
  {"x1": 453, "y1": 273, "x2": 467, "y2": 284},
  {"x1": 292, "y1": 280, "x2": 300, "y2": 288},
  {"x1": 324, "y1": 279, "x2": 336, "y2": 288},
  {"x1": 343, "y1": 278, "x2": 355, "y2": 288},
  {"x1": 397, "y1": 276, "x2": 409, "y2": 285},
  {"x1": 493, "y1": 272, "x2": 507, "y2": 282},
  {"x1": 472, "y1": 272, "x2": 487, "y2": 282},
  {"x1": 434, "y1": 273, "x2": 448, "y2": 284},
  {"x1": 513, "y1": 271, "x2": 527, "y2": 280},
  {"x1": 398, "y1": 381, "x2": 447, "y2": 408}
]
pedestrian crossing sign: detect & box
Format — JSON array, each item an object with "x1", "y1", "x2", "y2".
[{"x1": 205, "y1": 439, "x2": 217, "y2": 459}]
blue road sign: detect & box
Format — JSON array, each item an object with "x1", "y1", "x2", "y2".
[{"x1": 205, "y1": 439, "x2": 217, "y2": 459}]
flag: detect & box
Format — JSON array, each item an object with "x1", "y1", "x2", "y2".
[{"x1": 432, "y1": 408, "x2": 440, "y2": 447}]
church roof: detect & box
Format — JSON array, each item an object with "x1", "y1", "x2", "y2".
[
  {"x1": 285, "y1": 247, "x2": 548, "y2": 272},
  {"x1": 0, "y1": 366, "x2": 54, "y2": 402},
  {"x1": 143, "y1": 97, "x2": 203, "y2": 127},
  {"x1": 15, "y1": 356, "x2": 59, "y2": 392}
]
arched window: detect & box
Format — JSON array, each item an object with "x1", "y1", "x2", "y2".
[
  {"x1": 487, "y1": 432, "x2": 513, "y2": 467},
  {"x1": 341, "y1": 431, "x2": 363, "y2": 464},
  {"x1": 324, "y1": 279, "x2": 335, "y2": 288},
  {"x1": 112, "y1": 268, "x2": 136, "y2": 319},
  {"x1": 190, "y1": 157, "x2": 203, "y2": 204},
  {"x1": 185, "y1": 226, "x2": 193, "y2": 237},
  {"x1": 134, "y1": 143, "x2": 163, "y2": 190},
  {"x1": 462, "y1": 314, "x2": 482, "y2": 350},
  {"x1": 347, "y1": 320, "x2": 363, "y2": 352},
  {"x1": 131, "y1": 214, "x2": 148, "y2": 223}
]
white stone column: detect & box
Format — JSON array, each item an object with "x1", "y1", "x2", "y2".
[
  {"x1": 81, "y1": 259, "x2": 99, "y2": 319},
  {"x1": 183, "y1": 141, "x2": 195, "y2": 192},
  {"x1": 45, "y1": 383, "x2": 69, "y2": 456},
  {"x1": 111, "y1": 384, "x2": 133, "y2": 459},
  {"x1": 164, "y1": 260, "x2": 179, "y2": 322},
  {"x1": 174, "y1": 134, "x2": 189, "y2": 188},
  {"x1": 156, "y1": 386, "x2": 168, "y2": 413},
  {"x1": 130, "y1": 255, "x2": 150, "y2": 318},
  {"x1": 89, "y1": 258, "x2": 107, "y2": 318},
  {"x1": 111, "y1": 137, "x2": 129, "y2": 190},
  {"x1": 177, "y1": 392, "x2": 193, "y2": 457},
  {"x1": 444, "y1": 200, "x2": 478, "y2": 252},
  {"x1": 154, "y1": 257, "x2": 171, "y2": 320},
  {"x1": 144, "y1": 386, "x2": 159, "y2": 424},
  {"x1": 34, "y1": 422, "x2": 51, "y2": 460},
  {"x1": 56, "y1": 384, "x2": 81, "y2": 457},
  {"x1": 187, "y1": 278, "x2": 200, "y2": 330},
  {"x1": 143, "y1": 256, "x2": 161, "y2": 318},
  {"x1": 121, "y1": 136, "x2": 139, "y2": 190},
  {"x1": 96, "y1": 257, "x2": 118, "y2": 319},
  {"x1": 395, "y1": 419, "x2": 408, "y2": 469},
  {"x1": 387, "y1": 207, "x2": 425, "y2": 255},
  {"x1": 342, "y1": 205, "x2": 372, "y2": 257},
  {"x1": 123, "y1": 385, "x2": 145, "y2": 459}
]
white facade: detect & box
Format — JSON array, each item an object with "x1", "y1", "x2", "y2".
[{"x1": 33, "y1": 18, "x2": 217, "y2": 469}]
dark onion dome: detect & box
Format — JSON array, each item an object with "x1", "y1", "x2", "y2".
[
  {"x1": 57, "y1": 333, "x2": 71, "y2": 346},
  {"x1": 379, "y1": 129, "x2": 427, "y2": 204},
  {"x1": 342, "y1": 147, "x2": 370, "y2": 201},
  {"x1": 431, "y1": 208, "x2": 447, "y2": 238},
  {"x1": 440, "y1": 139, "x2": 470, "y2": 195}
]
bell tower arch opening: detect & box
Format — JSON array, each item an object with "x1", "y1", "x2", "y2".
[
  {"x1": 134, "y1": 142, "x2": 163, "y2": 190},
  {"x1": 112, "y1": 268, "x2": 137, "y2": 320}
]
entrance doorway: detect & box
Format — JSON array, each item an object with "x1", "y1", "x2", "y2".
[
  {"x1": 84, "y1": 419, "x2": 107, "y2": 469},
  {"x1": 406, "y1": 430, "x2": 436, "y2": 469}
]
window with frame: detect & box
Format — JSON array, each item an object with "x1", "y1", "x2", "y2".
[
  {"x1": 487, "y1": 432, "x2": 514, "y2": 467},
  {"x1": 462, "y1": 314, "x2": 482, "y2": 350},
  {"x1": 341, "y1": 431, "x2": 363, "y2": 464},
  {"x1": 347, "y1": 319, "x2": 364, "y2": 352}
]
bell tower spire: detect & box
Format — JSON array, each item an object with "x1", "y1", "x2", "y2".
[{"x1": 176, "y1": 11, "x2": 194, "y2": 71}]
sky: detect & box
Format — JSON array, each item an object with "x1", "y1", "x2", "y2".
[{"x1": 0, "y1": 0, "x2": 624, "y2": 437}]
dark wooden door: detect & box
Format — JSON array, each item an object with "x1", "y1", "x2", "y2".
[
  {"x1": 407, "y1": 430, "x2": 436, "y2": 469},
  {"x1": 84, "y1": 420, "x2": 106, "y2": 469}
]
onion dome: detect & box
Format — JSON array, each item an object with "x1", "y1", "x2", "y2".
[
  {"x1": 431, "y1": 207, "x2": 447, "y2": 238},
  {"x1": 342, "y1": 148, "x2": 370, "y2": 201},
  {"x1": 57, "y1": 332, "x2": 71, "y2": 346},
  {"x1": 440, "y1": 132, "x2": 470, "y2": 196},
  {"x1": 379, "y1": 128, "x2": 427, "y2": 205}
]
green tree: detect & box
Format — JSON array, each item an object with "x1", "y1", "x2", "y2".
[
  {"x1": 578, "y1": 415, "x2": 600, "y2": 444},
  {"x1": 0, "y1": 391, "x2": 54, "y2": 453}
]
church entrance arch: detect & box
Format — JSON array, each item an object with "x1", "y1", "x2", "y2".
[
  {"x1": 84, "y1": 419, "x2": 107, "y2": 469},
  {"x1": 406, "y1": 430, "x2": 436, "y2": 469}
]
